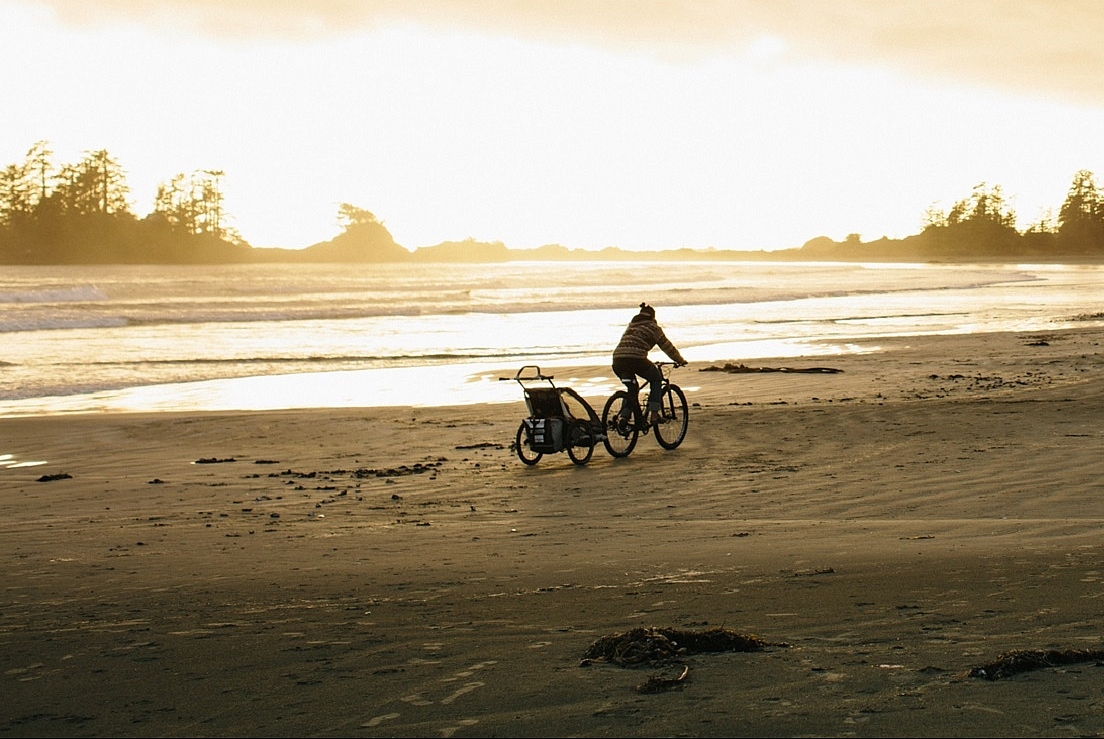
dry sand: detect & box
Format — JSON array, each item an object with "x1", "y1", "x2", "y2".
[{"x1": 3, "y1": 326, "x2": 1104, "y2": 738}]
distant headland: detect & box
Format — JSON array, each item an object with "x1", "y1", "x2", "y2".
[{"x1": 2, "y1": 141, "x2": 1103, "y2": 264}]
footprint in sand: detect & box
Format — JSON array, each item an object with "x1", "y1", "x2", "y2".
[
  {"x1": 439, "y1": 718, "x2": 479, "y2": 737},
  {"x1": 440, "y1": 660, "x2": 497, "y2": 682},
  {"x1": 400, "y1": 693, "x2": 434, "y2": 707},
  {"x1": 399, "y1": 681, "x2": 484, "y2": 708},
  {"x1": 361, "y1": 712, "x2": 400, "y2": 728},
  {"x1": 440, "y1": 681, "x2": 484, "y2": 705},
  {"x1": 402, "y1": 659, "x2": 498, "y2": 707},
  {"x1": 407, "y1": 657, "x2": 441, "y2": 665}
]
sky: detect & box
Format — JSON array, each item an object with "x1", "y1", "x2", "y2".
[{"x1": 2, "y1": 1, "x2": 1104, "y2": 252}]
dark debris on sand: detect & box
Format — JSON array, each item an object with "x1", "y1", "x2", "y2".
[
  {"x1": 272, "y1": 460, "x2": 445, "y2": 479},
  {"x1": 580, "y1": 626, "x2": 787, "y2": 693},
  {"x1": 701, "y1": 363, "x2": 842, "y2": 374},
  {"x1": 969, "y1": 648, "x2": 1104, "y2": 680}
]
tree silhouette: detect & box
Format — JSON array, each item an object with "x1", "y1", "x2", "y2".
[
  {"x1": 153, "y1": 169, "x2": 229, "y2": 238},
  {"x1": 1057, "y1": 170, "x2": 1104, "y2": 254},
  {"x1": 4, "y1": 138, "x2": 1104, "y2": 265},
  {"x1": 920, "y1": 183, "x2": 1021, "y2": 257},
  {"x1": 198, "y1": 170, "x2": 225, "y2": 238},
  {"x1": 25, "y1": 140, "x2": 53, "y2": 209},
  {"x1": 45, "y1": 149, "x2": 131, "y2": 217},
  {"x1": 0, "y1": 162, "x2": 29, "y2": 228},
  {"x1": 0, "y1": 141, "x2": 250, "y2": 263},
  {"x1": 337, "y1": 203, "x2": 381, "y2": 228}
]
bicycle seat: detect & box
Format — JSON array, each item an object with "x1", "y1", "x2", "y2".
[{"x1": 617, "y1": 375, "x2": 639, "y2": 390}]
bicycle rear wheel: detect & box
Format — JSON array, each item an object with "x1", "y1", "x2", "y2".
[
  {"x1": 654, "y1": 384, "x2": 689, "y2": 450},
  {"x1": 602, "y1": 391, "x2": 639, "y2": 457}
]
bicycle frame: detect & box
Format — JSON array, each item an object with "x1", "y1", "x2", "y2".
[{"x1": 616, "y1": 362, "x2": 675, "y2": 430}]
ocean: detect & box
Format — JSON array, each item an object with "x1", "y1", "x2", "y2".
[{"x1": 2, "y1": 260, "x2": 1102, "y2": 417}]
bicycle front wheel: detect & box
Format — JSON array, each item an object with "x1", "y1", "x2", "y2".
[
  {"x1": 602, "y1": 391, "x2": 639, "y2": 457},
  {"x1": 654, "y1": 384, "x2": 689, "y2": 450}
]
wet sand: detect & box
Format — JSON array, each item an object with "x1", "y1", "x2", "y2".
[{"x1": 3, "y1": 327, "x2": 1104, "y2": 737}]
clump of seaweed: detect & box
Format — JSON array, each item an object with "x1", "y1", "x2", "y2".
[
  {"x1": 635, "y1": 664, "x2": 690, "y2": 693},
  {"x1": 580, "y1": 626, "x2": 787, "y2": 693},
  {"x1": 969, "y1": 648, "x2": 1104, "y2": 680},
  {"x1": 701, "y1": 363, "x2": 842, "y2": 374},
  {"x1": 581, "y1": 626, "x2": 780, "y2": 666}
]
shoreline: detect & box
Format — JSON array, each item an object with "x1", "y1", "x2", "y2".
[
  {"x1": 0, "y1": 318, "x2": 905, "y2": 419},
  {"x1": 3, "y1": 325, "x2": 1104, "y2": 736},
  {"x1": 0, "y1": 320, "x2": 1092, "y2": 419},
  {"x1": 0, "y1": 339, "x2": 876, "y2": 419}
]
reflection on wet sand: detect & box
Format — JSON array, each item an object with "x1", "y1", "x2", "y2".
[{"x1": 0, "y1": 453, "x2": 47, "y2": 468}]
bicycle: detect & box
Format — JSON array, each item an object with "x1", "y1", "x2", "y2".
[{"x1": 602, "y1": 361, "x2": 689, "y2": 458}]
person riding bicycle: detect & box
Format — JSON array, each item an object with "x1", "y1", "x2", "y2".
[{"x1": 612, "y1": 303, "x2": 688, "y2": 426}]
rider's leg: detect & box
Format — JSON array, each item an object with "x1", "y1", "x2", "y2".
[
  {"x1": 614, "y1": 358, "x2": 662, "y2": 423},
  {"x1": 611, "y1": 358, "x2": 646, "y2": 419},
  {"x1": 638, "y1": 362, "x2": 665, "y2": 424}
]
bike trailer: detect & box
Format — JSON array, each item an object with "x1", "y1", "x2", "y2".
[
  {"x1": 521, "y1": 386, "x2": 569, "y2": 453},
  {"x1": 523, "y1": 416, "x2": 563, "y2": 453},
  {"x1": 502, "y1": 365, "x2": 604, "y2": 465}
]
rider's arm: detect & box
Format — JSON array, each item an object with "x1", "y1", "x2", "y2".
[{"x1": 655, "y1": 327, "x2": 687, "y2": 366}]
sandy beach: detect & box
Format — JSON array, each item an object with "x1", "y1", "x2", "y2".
[{"x1": 3, "y1": 326, "x2": 1104, "y2": 737}]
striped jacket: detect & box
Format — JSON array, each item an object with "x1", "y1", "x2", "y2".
[{"x1": 613, "y1": 315, "x2": 686, "y2": 364}]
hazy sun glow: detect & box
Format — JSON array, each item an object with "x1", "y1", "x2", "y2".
[{"x1": 3, "y1": 0, "x2": 1103, "y2": 251}]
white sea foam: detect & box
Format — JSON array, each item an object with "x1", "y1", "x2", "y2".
[{"x1": 0, "y1": 284, "x2": 109, "y2": 304}]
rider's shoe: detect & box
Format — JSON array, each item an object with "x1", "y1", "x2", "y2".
[{"x1": 647, "y1": 411, "x2": 663, "y2": 426}]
